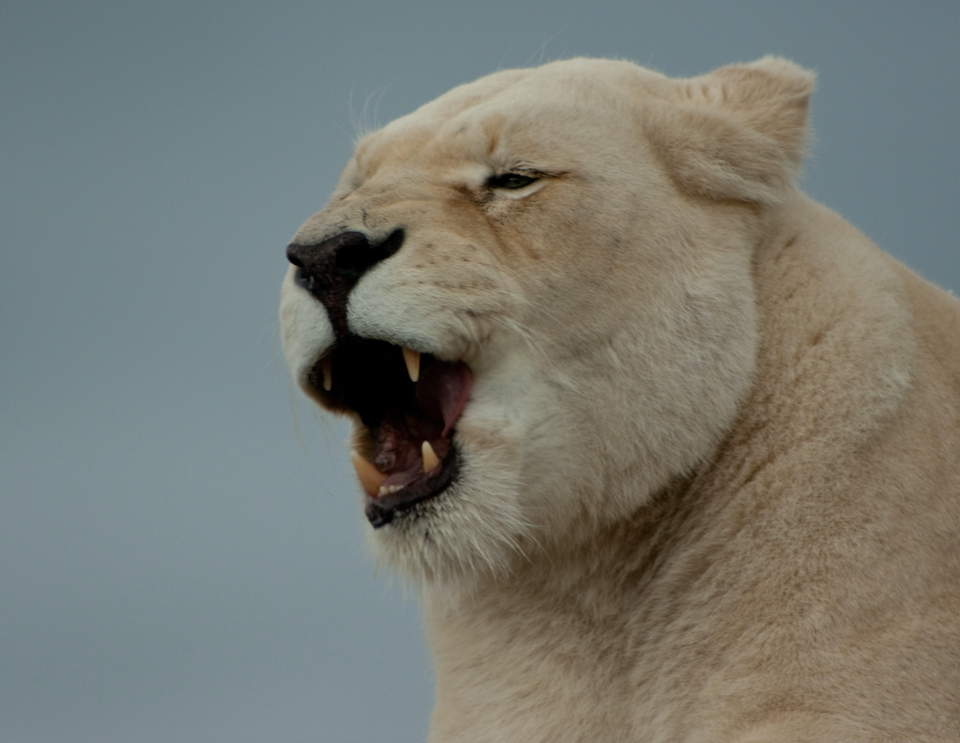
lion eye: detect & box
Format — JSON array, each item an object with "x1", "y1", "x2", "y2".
[{"x1": 488, "y1": 173, "x2": 538, "y2": 190}]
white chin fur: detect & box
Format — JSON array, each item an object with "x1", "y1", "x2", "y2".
[{"x1": 366, "y1": 435, "x2": 530, "y2": 590}]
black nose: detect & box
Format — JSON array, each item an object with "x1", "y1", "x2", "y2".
[
  {"x1": 286, "y1": 228, "x2": 405, "y2": 336},
  {"x1": 287, "y1": 229, "x2": 405, "y2": 277}
]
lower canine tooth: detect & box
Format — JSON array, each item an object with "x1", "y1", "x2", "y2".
[
  {"x1": 321, "y1": 356, "x2": 332, "y2": 391},
  {"x1": 422, "y1": 440, "x2": 440, "y2": 473},
  {"x1": 402, "y1": 347, "x2": 420, "y2": 383},
  {"x1": 350, "y1": 450, "x2": 387, "y2": 496}
]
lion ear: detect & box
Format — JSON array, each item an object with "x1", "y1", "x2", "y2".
[{"x1": 645, "y1": 56, "x2": 816, "y2": 204}]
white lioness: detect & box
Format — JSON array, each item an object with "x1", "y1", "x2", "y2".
[{"x1": 280, "y1": 58, "x2": 960, "y2": 742}]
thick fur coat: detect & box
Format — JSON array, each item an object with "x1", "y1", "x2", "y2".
[{"x1": 280, "y1": 57, "x2": 960, "y2": 741}]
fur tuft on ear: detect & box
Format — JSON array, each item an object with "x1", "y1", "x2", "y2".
[{"x1": 645, "y1": 56, "x2": 816, "y2": 204}]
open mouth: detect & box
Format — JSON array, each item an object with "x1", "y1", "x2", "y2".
[{"x1": 305, "y1": 338, "x2": 473, "y2": 528}]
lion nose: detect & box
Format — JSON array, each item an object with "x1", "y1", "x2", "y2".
[
  {"x1": 287, "y1": 228, "x2": 405, "y2": 280},
  {"x1": 286, "y1": 228, "x2": 405, "y2": 336}
]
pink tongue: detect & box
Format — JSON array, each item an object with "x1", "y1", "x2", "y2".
[{"x1": 415, "y1": 361, "x2": 473, "y2": 438}]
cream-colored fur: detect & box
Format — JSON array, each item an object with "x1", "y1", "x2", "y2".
[{"x1": 280, "y1": 58, "x2": 960, "y2": 741}]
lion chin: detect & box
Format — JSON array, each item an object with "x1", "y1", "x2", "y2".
[{"x1": 279, "y1": 57, "x2": 960, "y2": 742}]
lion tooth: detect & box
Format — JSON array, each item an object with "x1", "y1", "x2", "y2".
[
  {"x1": 402, "y1": 347, "x2": 420, "y2": 383},
  {"x1": 321, "y1": 355, "x2": 332, "y2": 391},
  {"x1": 350, "y1": 450, "x2": 387, "y2": 496},
  {"x1": 422, "y1": 440, "x2": 440, "y2": 473}
]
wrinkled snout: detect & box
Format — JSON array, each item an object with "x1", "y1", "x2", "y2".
[{"x1": 286, "y1": 228, "x2": 405, "y2": 336}]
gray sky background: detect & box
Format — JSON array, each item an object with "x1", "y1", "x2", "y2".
[{"x1": 1, "y1": 2, "x2": 957, "y2": 741}]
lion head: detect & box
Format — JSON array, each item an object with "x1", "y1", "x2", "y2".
[{"x1": 280, "y1": 57, "x2": 815, "y2": 585}]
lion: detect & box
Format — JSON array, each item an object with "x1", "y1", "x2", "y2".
[{"x1": 279, "y1": 57, "x2": 960, "y2": 742}]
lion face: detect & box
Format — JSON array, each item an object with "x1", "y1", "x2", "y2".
[{"x1": 280, "y1": 58, "x2": 812, "y2": 583}]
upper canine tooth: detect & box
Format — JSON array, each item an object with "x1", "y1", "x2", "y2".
[
  {"x1": 321, "y1": 356, "x2": 332, "y2": 391},
  {"x1": 422, "y1": 440, "x2": 440, "y2": 473},
  {"x1": 402, "y1": 347, "x2": 420, "y2": 383},
  {"x1": 350, "y1": 450, "x2": 387, "y2": 496}
]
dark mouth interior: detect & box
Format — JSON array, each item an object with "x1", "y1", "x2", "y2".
[{"x1": 306, "y1": 338, "x2": 470, "y2": 527}]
